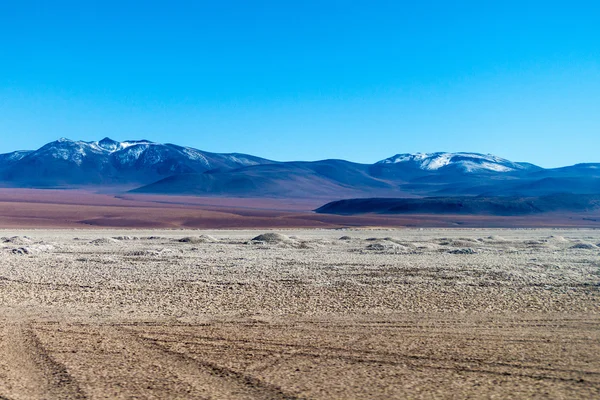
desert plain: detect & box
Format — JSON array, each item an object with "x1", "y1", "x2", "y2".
[
  {"x1": 2, "y1": 189, "x2": 600, "y2": 229},
  {"x1": 0, "y1": 227, "x2": 598, "y2": 399}
]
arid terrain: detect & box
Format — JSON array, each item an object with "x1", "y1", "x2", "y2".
[
  {"x1": 0, "y1": 228, "x2": 598, "y2": 399},
  {"x1": 1, "y1": 189, "x2": 600, "y2": 229}
]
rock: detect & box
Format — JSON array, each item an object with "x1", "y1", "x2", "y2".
[
  {"x1": 11, "y1": 244, "x2": 54, "y2": 255},
  {"x1": 570, "y1": 243, "x2": 597, "y2": 249},
  {"x1": 448, "y1": 248, "x2": 477, "y2": 254},
  {"x1": 11, "y1": 247, "x2": 29, "y2": 255}
]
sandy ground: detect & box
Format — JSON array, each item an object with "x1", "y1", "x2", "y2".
[{"x1": 0, "y1": 228, "x2": 599, "y2": 399}]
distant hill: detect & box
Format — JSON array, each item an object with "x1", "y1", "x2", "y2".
[
  {"x1": 134, "y1": 159, "x2": 600, "y2": 199},
  {"x1": 315, "y1": 194, "x2": 600, "y2": 216},
  {"x1": 131, "y1": 160, "x2": 414, "y2": 199}
]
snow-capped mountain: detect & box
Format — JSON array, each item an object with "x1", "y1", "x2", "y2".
[
  {"x1": 0, "y1": 139, "x2": 598, "y2": 197},
  {"x1": 36, "y1": 137, "x2": 265, "y2": 169},
  {"x1": 377, "y1": 152, "x2": 537, "y2": 173},
  {"x1": 0, "y1": 137, "x2": 273, "y2": 186}
]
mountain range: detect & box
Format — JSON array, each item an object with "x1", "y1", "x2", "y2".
[{"x1": 1, "y1": 137, "x2": 599, "y2": 199}]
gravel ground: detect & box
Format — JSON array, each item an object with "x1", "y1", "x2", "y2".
[{"x1": 0, "y1": 228, "x2": 598, "y2": 398}]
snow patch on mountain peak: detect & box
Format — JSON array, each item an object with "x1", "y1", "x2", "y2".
[
  {"x1": 378, "y1": 152, "x2": 525, "y2": 173},
  {"x1": 93, "y1": 138, "x2": 154, "y2": 153},
  {"x1": 1, "y1": 150, "x2": 32, "y2": 162},
  {"x1": 113, "y1": 144, "x2": 151, "y2": 165},
  {"x1": 181, "y1": 147, "x2": 210, "y2": 167},
  {"x1": 224, "y1": 154, "x2": 261, "y2": 166}
]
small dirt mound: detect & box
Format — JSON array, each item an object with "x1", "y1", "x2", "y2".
[
  {"x1": 178, "y1": 235, "x2": 218, "y2": 244},
  {"x1": 570, "y1": 243, "x2": 597, "y2": 250},
  {"x1": 486, "y1": 235, "x2": 508, "y2": 242},
  {"x1": 90, "y1": 238, "x2": 119, "y2": 245},
  {"x1": 252, "y1": 233, "x2": 291, "y2": 243},
  {"x1": 2, "y1": 236, "x2": 33, "y2": 245},
  {"x1": 548, "y1": 235, "x2": 569, "y2": 243}
]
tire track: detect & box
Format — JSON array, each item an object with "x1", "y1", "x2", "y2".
[
  {"x1": 0, "y1": 322, "x2": 86, "y2": 400},
  {"x1": 151, "y1": 335, "x2": 596, "y2": 385},
  {"x1": 131, "y1": 330, "x2": 600, "y2": 381},
  {"x1": 118, "y1": 327, "x2": 302, "y2": 400}
]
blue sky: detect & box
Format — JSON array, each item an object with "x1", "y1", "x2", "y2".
[{"x1": 1, "y1": 1, "x2": 599, "y2": 167}]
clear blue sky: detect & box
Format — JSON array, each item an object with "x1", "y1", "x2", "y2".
[{"x1": 1, "y1": 1, "x2": 598, "y2": 167}]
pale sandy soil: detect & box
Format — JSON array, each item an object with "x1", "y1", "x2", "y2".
[{"x1": 0, "y1": 228, "x2": 599, "y2": 399}]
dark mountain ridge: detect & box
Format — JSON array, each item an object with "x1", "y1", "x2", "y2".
[{"x1": 315, "y1": 194, "x2": 600, "y2": 216}]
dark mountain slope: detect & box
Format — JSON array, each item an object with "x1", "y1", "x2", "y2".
[
  {"x1": 131, "y1": 160, "x2": 414, "y2": 199},
  {"x1": 315, "y1": 194, "x2": 600, "y2": 216}
]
